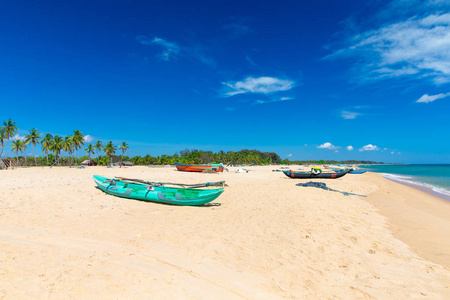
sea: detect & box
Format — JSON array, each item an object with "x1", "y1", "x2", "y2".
[{"x1": 360, "y1": 164, "x2": 450, "y2": 201}]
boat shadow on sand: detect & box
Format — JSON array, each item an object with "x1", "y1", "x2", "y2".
[{"x1": 94, "y1": 186, "x2": 222, "y2": 207}]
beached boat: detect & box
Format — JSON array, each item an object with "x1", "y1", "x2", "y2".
[
  {"x1": 93, "y1": 175, "x2": 224, "y2": 206},
  {"x1": 331, "y1": 168, "x2": 366, "y2": 174},
  {"x1": 174, "y1": 162, "x2": 225, "y2": 172},
  {"x1": 349, "y1": 170, "x2": 367, "y2": 174},
  {"x1": 283, "y1": 170, "x2": 349, "y2": 179}
]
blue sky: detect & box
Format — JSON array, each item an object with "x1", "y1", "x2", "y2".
[{"x1": 1, "y1": 0, "x2": 449, "y2": 163}]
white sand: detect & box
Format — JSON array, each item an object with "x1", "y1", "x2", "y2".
[{"x1": 0, "y1": 166, "x2": 449, "y2": 299}]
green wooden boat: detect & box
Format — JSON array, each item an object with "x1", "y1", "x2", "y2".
[{"x1": 93, "y1": 175, "x2": 224, "y2": 206}]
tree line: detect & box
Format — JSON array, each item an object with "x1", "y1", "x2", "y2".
[
  {"x1": 0, "y1": 119, "x2": 128, "y2": 167},
  {"x1": 0, "y1": 118, "x2": 383, "y2": 168}
]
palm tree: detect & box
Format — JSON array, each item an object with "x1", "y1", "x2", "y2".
[
  {"x1": 71, "y1": 130, "x2": 84, "y2": 167},
  {"x1": 0, "y1": 119, "x2": 18, "y2": 159},
  {"x1": 51, "y1": 135, "x2": 64, "y2": 166},
  {"x1": 85, "y1": 143, "x2": 95, "y2": 164},
  {"x1": 95, "y1": 140, "x2": 103, "y2": 166},
  {"x1": 22, "y1": 143, "x2": 28, "y2": 167},
  {"x1": 118, "y1": 142, "x2": 129, "y2": 167},
  {"x1": 11, "y1": 140, "x2": 25, "y2": 167},
  {"x1": 0, "y1": 130, "x2": 4, "y2": 160},
  {"x1": 41, "y1": 133, "x2": 54, "y2": 166},
  {"x1": 103, "y1": 141, "x2": 116, "y2": 167},
  {"x1": 63, "y1": 136, "x2": 74, "y2": 167},
  {"x1": 24, "y1": 128, "x2": 42, "y2": 166}
]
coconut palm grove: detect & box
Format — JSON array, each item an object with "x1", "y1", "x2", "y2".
[{"x1": 0, "y1": 118, "x2": 381, "y2": 167}]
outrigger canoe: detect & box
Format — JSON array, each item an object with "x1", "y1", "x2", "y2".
[
  {"x1": 93, "y1": 175, "x2": 224, "y2": 206},
  {"x1": 174, "y1": 163, "x2": 225, "y2": 172},
  {"x1": 283, "y1": 170, "x2": 349, "y2": 179}
]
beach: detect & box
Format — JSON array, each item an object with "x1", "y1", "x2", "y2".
[{"x1": 0, "y1": 166, "x2": 449, "y2": 299}]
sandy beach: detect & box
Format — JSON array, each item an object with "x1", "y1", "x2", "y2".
[{"x1": 1, "y1": 166, "x2": 449, "y2": 299}]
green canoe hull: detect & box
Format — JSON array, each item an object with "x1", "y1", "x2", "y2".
[{"x1": 93, "y1": 175, "x2": 224, "y2": 206}]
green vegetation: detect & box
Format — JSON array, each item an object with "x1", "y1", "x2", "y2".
[
  {"x1": 24, "y1": 128, "x2": 42, "y2": 166},
  {"x1": 0, "y1": 118, "x2": 383, "y2": 168}
]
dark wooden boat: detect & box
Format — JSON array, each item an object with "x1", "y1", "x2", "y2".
[{"x1": 283, "y1": 170, "x2": 349, "y2": 179}]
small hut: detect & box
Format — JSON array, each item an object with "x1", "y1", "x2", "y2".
[
  {"x1": 1, "y1": 159, "x2": 16, "y2": 169},
  {"x1": 81, "y1": 160, "x2": 97, "y2": 166}
]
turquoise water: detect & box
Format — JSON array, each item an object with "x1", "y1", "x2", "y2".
[{"x1": 361, "y1": 164, "x2": 450, "y2": 198}]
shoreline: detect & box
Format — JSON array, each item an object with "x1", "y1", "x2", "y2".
[
  {"x1": 365, "y1": 172, "x2": 450, "y2": 269},
  {"x1": 383, "y1": 174, "x2": 450, "y2": 202}
]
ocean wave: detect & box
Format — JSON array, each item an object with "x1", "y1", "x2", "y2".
[
  {"x1": 382, "y1": 173, "x2": 450, "y2": 197},
  {"x1": 381, "y1": 173, "x2": 413, "y2": 180}
]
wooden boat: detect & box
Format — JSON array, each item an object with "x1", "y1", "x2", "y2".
[
  {"x1": 330, "y1": 168, "x2": 366, "y2": 174},
  {"x1": 349, "y1": 170, "x2": 367, "y2": 174},
  {"x1": 174, "y1": 162, "x2": 225, "y2": 172},
  {"x1": 93, "y1": 175, "x2": 224, "y2": 206},
  {"x1": 282, "y1": 170, "x2": 349, "y2": 179}
]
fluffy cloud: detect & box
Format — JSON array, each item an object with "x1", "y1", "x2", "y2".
[
  {"x1": 287, "y1": 153, "x2": 292, "y2": 157},
  {"x1": 346, "y1": 145, "x2": 354, "y2": 151},
  {"x1": 341, "y1": 111, "x2": 361, "y2": 119},
  {"x1": 359, "y1": 144, "x2": 380, "y2": 151},
  {"x1": 416, "y1": 92, "x2": 450, "y2": 103},
  {"x1": 328, "y1": 12, "x2": 450, "y2": 84},
  {"x1": 317, "y1": 142, "x2": 339, "y2": 150},
  {"x1": 83, "y1": 135, "x2": 94, "y2": 143},
  {"x1": 223, "y1": 76, "x2": 295, "y2": 97}
]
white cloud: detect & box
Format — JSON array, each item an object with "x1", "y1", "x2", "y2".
[
  {"x1": 287, "y1": 153, "x2": 292, "y2": 157},
  {"x1": 8, "y1": 134, "x2": 25, "y2": 141},
  {"x1": 317, "y1": 142, "x2": 339, "y2": 150},
  {"x1": 137, "y1": 36, "x2": 180, "y2": 61},
  {"x1": 341, "y1": 110, "x2": 361, "y2": 119},
  {"x1": 416, "y1": 92, "x2": 450, "y2": 103},
  {"x1": 328, "y1": 12, "x2": 450, "y2": 84},
  {"x1": 254, "y1": 97, "x2": 293, "y2": 105},
  {"x1": 152, "y1": 37, "x2": 180, "y2": 61},
  {"x1": 223, "y1": 76, "x2": 295, "y2": 97},
  {"x1": 84, "y1": 135, "x2": 94, "y2": 143},
  {"x1": 359, "y1": 144, "x2": 380, "y2": 151},
  {"x1": 136, "y1": 36, "x2": 214, "y2": 65},
  {"x1": 346, "y1": 145, "x2": 354, "y2": 151},
  {"x1": 391, "y1": 151, "x2": 395, "y2": 154}
]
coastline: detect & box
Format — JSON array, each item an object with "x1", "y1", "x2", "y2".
[
  {"x1": 382, "y1": 174, "x2": 450, "y2": 202},
  {"x1": 0, "y1": 166, "x2": 449, "y2": 298},
  {"x1": 365, "y1": 172, "x2": 450, "y2": 269}
]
